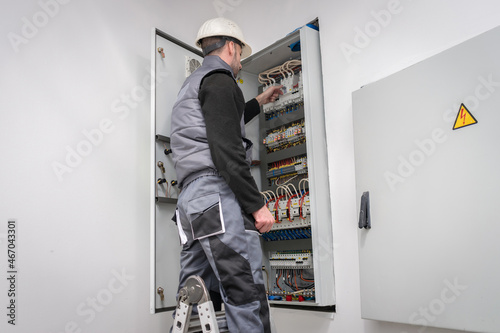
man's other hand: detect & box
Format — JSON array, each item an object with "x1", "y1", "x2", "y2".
[{"x1": 252, "y1": 205, "x2": 275, "y2": 233}]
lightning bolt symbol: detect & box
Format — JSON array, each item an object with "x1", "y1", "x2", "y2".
[{"x1": 460, "y1": 107, "x2": 467, "y2": 125}]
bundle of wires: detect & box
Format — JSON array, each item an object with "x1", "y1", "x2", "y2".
[
  {"x1": 276, "y1": 268, "x2": 315, "y2": 292},
  {"x1": 258, "y1": 59, "x2": 302, "y2": 87}
]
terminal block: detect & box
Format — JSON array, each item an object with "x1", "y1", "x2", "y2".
[{"x1": 269, "y1": 250, "x2": 313, "y2": 269}]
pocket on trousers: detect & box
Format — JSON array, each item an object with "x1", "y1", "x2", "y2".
[{"x1": 187, "y1": 193, "x2": 225, "y2": 240}]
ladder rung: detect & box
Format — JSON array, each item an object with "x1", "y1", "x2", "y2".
[{"x1": 187, "y1": 311, "x2": 228, "y2": 332}]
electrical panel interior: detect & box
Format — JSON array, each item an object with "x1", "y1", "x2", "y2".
[
  {"x1": 257, "y1": 60, "x2": 315, "y2": 303},
  {"x1": 240, "y1": 22, "x2": 335, "y2": 309}
]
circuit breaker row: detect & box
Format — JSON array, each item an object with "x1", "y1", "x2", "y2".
[{"x1": 269, "y1": 250, "x2": 313, "y2": 269}]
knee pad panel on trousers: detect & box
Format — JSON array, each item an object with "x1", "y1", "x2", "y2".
[
  {"x1": 256, "y1": 284, "x2": 271, "y2": 333},
  {"x1": 209, "y1": 236, "x2": 259, "y2": 306}
]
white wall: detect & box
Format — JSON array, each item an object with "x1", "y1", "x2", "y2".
[{"x1": 1, "y1": 1, "x2": 499, "y2": 333}]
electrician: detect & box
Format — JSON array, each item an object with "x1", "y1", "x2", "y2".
[{"x1": 170, "y1": 17, "x2": 282, "y2": 333}]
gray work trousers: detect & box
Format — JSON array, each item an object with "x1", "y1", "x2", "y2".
[{"x1": 175, "y1": 173, "x2": 271, "y2": 333}]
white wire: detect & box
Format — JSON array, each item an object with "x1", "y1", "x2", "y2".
[
  {"x1": 264, "y1": 190, "x2": 276, "y2": 201},
  {"x1": 276, "y1": 185, "x2": 292, "y2": 198},
  {"x1": 286, "y1": 183, "x2": 299, "y2": 197},
  {"x1": 298, "y1": 178, "x2": 306, "y2": 194},
  {"x1": 280, "y1": 174, "x2": 298, "y2": 186}
]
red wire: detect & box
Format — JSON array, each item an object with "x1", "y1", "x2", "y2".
[
  {"x1": 299, "y1": 191, "x2": 309, "y2": 219},
  {"x1": 277, "y1": 270, "x2": 283, "y2": 290},
  {"x1": 274, "y1": 195, "x2": 285, "y2": 223},
  {"x1": 300, "y1": 270, "x2": 314, "y2": 282},
  {"x1": 286, "y1": 194, "x2": 298, "y2": 222}
]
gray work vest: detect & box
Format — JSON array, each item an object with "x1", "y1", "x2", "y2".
[{"x1": 170, "y1": 56, "x2": 252, "y2": 188}]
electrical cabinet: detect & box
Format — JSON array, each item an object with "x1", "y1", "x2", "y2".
[
  {"x1": 353, "y1": 26, "x2": 500, "y2": 332},
  {"x1": 150, "y1": 22, "x2": 335, "y2": 315}
]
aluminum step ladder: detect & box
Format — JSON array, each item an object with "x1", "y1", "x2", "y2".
[{"x1": 172, "y1": 276, "x2": 228, "y2": 333}]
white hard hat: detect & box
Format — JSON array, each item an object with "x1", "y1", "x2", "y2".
[{"x1": 195, "y1": 17, "x2": 252, "y2": 59}]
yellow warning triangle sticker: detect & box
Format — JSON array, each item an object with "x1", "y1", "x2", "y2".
[{"x1": 453, "y1": 104, "x2": 478, "y2": 130}]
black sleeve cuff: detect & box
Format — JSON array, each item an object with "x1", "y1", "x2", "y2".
[{"x1": 244, "y1": 98, "x2": 260, "y2": 124}]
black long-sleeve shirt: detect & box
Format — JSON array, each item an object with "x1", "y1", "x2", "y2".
[{"x1": 199, "y1": 72, "x2": 264, "y2": 214}]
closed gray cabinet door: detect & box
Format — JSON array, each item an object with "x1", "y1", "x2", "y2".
[{"x1": 353, "y1": 26, "x2": 500, "y2": 333}]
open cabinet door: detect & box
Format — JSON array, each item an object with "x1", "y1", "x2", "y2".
[
  {"x1": 150, "y1": 28, "x2": 203, "y2": 313},
  {"x1": 353, "y1": 26, "x2": 500, "y2": 332}
]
